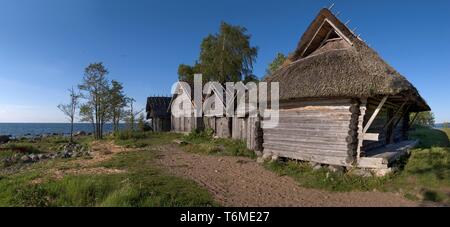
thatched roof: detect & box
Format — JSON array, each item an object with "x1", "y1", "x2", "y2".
[
  {"x1": 146, "y1": 97, "x2": 172, "y2": 119},
  {"x1": 264, "y1": 8, "x2": 430, "y2": 112}
]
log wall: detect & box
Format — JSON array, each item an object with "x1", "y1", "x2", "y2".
[{"x1": 263, "y1": 99, "x2": 356, "y2": 166}]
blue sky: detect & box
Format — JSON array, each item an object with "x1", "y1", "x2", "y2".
[{"x1": 0, "y1": 0, "x2": 449, "y2": 123}]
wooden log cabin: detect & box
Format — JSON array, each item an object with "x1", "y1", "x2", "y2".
[
  {"x1": 263, "y1": 8, "x2": 430, "y2": 170},
  {"x1": 146, "y1": 97, "x2": 172, "y2": 132}
]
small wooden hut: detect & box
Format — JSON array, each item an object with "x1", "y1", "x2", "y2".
[
  {"x1": 263, "y1": 8, "x2": 430, "y2": 170},
  {"x1": 146, "y1": 97, "x2": 172, "y2": 132}
]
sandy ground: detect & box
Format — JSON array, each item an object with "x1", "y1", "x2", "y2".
[{"x1": 156, "y1": 144, "x2": 418, "y2": 207}]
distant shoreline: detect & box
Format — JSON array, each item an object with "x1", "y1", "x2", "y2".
[{"x1": 0, "y1": 123, "x2": 125, "y2": 137}]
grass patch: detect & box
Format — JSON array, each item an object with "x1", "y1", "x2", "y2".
[
  {"x1": 4, "y1": 171, "x2": 214, "y2": 207},
  {"x1": 113, "y1": 131, "x2": 182, "y2": 148},
  {"x1": 181, "y1": 129, "x2": 256, "y2": 159},
  {"x1": 264, "y1": 127, "x2": 450, "y2": 204},
  {"x1": 0, "y1": 133, "x2": 216, "y2": 207},
  {"x1": 266, "y1": 161, "x2": 389, "y2": 192},
  {"x1": 410, "y1": 127, "x2": 449, "y2": 148},
  {"x1": 0, "y1": 143, "x2": 41, "y2": 154}
]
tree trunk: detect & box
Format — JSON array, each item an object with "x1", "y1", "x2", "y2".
[{"x1": 70, "y1": 117, "x2": 74, "y2": 143}]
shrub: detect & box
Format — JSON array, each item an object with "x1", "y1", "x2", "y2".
[{"x1": 114, "y1": 130, "x2": 148, "y2": 141}]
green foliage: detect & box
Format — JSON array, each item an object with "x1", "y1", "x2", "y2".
[
  {"x1": 0, "y1": 143, "x2": 42, "y2": 154},
  {"x1": 266, "y1": 161, "x2": 389, "y2": 192},
  {"x1": 410, "y1": 127, "x2": 449, "y2": 148},
  {"x1": 178, "y1": 22, "x2": 258, "y2": 84},
  {"x1": 57, "y1": 87, "x2": 81, "y2": 143},
  {"x1": 266, "y1": 53, "x2": 287, "y2": 76},
  {"x1": 444, "y1": 122, "x2": 449, "y2": 129},
  {"x1": 182, "y1": 129, "x2": 256, "y2": 159},
  {"x1": 137, "y1": 113, "x2": 146, "y2": 132},
  {"x1": 114, "y1": 130, "x2": 149, "y2": 141},
  {"x1": 113, "y1": 131, "x2": 181, "y2": 148},
  {"x1": 412, "y1": 111, "x2": 435, "y2": 128},
  {"x1": 109, "y1": 80, "x2": 127, "y2": 132},
  {"x1": 243, "y1": 74, "x2": 259, "y2": 83},
  {"x1": 265, "y1": 127, "x2": 450, "y2": 204},
  {"x1": 78, "y1": 62, "x2": 111, "y2": 140},
  {"x1": 0, "y1": 134, "x2": 215, "y2": 207},
  {"x1": 4, "y1": 170, "x2": 214, "y2": 207}
]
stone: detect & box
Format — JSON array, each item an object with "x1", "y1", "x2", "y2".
[
  {"x1": 351, "y1": 169, "x2": 373, "y2": 178},
  {"x1": 29, "y1": 154, "x2": 39, "y2": 162},
  {"x1": 328, "y1": 165, "x2": 345, "y2": 173},
  {"x1": 271, "y1": 155, "x2": 279, "y2": 162},
  {"x1": 21, "y1": 155, "x2": 32, "y2": 163},
  {"x1": 37, "y1": 154, "x2": 47, "y2": 160},
  {"x1": 309, "y1": 161, "x2": 320, "y2": 167},
  {"x1": 373, "y1": 168, "x2": 394, "y2": 177},
  {"x1": 75, "y1": 131, "x2": 87, "y2": 136},
  {"x1": 254, "y1": 150, "x2": 263, "y2": 157},
  {"x1": 313, "y1": 165, "x2": 322, "y2": 171},
  {"x1": 256, "y1": 157, "x2": 265, "y2": 164},
  {"x1": 0, "y1": 135, "x2": 10, "y2": 144},
  {"x1": 262, "y1": 152, "x2": 273, "y2": 161}
]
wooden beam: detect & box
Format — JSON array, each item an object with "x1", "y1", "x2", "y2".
[
  {"x1": 363, "y1": 96, "x2": 388, "y2": 134},
  {"x1": 360, "y1": 133, "x2": 380, "y2": 141},
  {"x1": 392, "y1": 105, "x2": 411, "y2": 129},
  {"x1": 383, "y1": 100, "x2": 408, "y2": 130},
  {"x1": 409, "y1": 112, "x2": 419, "y2": 126},
  {"x1": 356, "y1": 99, "x2": 367, "y2": 161}
]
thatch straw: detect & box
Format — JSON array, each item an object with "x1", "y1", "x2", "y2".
[
  {"x1": 146, "y1": 97, "x2": 172, "y2": 118},
  {"x1": 264, "y1": 8, "x2": 430, "y2": 112}
]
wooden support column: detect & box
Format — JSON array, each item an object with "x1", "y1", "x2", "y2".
[
  {"x1": 363, "y1": 96, "x2": 388, "y2": 134},
  {"x1": 383, "y1": 100, "x2": 408, "y2": 130},
  {"x1": 356, "y1": 99, "x2": 367, "y2": 161},
  {"x1": 357, "y1": 96, "x2": 388, "y2": 162},
  {"x1": 410, "y1": 112, "x2": 419, "y2": 127}
]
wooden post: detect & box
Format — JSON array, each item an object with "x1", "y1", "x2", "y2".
[
  {"x1": 383, "y1": 101, "x2": 407, "y2": 130},
  {"x1": 356, "y1": 99, "x2": 367, "y2": 161},
  {"x1": 363, "y1": 96, "x2": 388, "y2": 134}
]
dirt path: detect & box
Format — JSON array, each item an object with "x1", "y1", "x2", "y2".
[{"x1": 157, "y1": 144, "x2": 418, "y2": 207}]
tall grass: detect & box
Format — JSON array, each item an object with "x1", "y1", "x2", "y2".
[
  {"x1": 113, "y1": 130, "x2": 182, "y2": 148},
  {"x1": 265, "y1": 127, "x2": 450, "y2": 204},
  {"x1": 182, "y1": 129, "x2": 256, "y2": 159},
  {"x1": 0, "y1": 134, "x2": 216, "y2": 207}
]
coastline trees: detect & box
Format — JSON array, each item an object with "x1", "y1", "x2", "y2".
[
  {"x1": 60, "y1": 62, "x2": 139, "y2": 140},
  {"x1": 57, "y1": 87, "x2": 81, "y2": 143},
  {"x1": 78, "y1": 63, "x2": 112, "y2": 140},
  {"x1": 109, "y1": 80, "x2": 127, "y2": 133},
  {"x1": 412, "y1": 111, "x2": 436, "y2": 128},
  {"x1": 124, "y1": 97, "x2": 143, "y2": 131}
]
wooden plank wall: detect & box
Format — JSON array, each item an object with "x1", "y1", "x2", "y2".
[
  {"x1": 232, "y1": 118, "x2": 247, "y2": 140},
  {"x1": 247, "y1": 117, "x2": 263, "y2": 151},
  {"x1": 171, "y1": 116, "x2": 203, "y2": 133},
  {"x1": 263, "y1": 99, "x2": 355, "y2": 166},
  {"x1": 215, "y1": 117, "x2": 231, "y2": 138}
]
